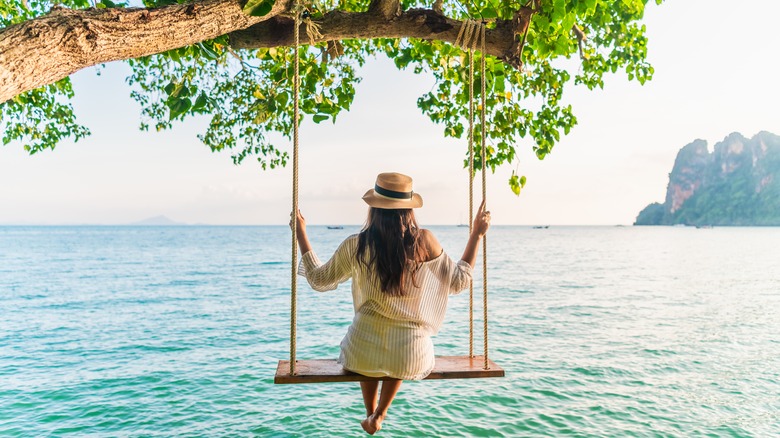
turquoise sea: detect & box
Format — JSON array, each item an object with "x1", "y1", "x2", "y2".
[{"x1": 1, "y1": 225, "x2": 778, "y2": 437}]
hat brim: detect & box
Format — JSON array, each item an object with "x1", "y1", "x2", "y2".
[{"x1": 362, "y1": 189, "x2": 423, "y2": 209}]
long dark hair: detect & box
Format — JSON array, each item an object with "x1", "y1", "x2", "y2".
[{"x1": 356, "y1": 208, "x2": 427, "y2": 296}]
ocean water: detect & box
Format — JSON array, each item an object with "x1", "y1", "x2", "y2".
[{"x1": 0, "y1": 225, "x2": 778, "y2": 437}]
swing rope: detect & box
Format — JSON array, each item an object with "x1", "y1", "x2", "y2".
[
  {"x1": 466, "y1": 26, "x2": 476, "y2": 361},
  {"x1": 457, "y1": 19, "x2": 490, "y2": 369},
  {"x1": 289, "y1": 3, "x2": 302, "y2": 376},
  {"x1": 479, "y1": 23, "x2": 490, "y2": 370}
]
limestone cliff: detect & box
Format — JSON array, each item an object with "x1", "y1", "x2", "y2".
[{"x1": 635, "y1": 131, "x2": 780, "y2": 226}]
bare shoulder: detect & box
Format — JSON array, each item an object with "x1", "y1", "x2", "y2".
[{"x1": 419, "y1": 229, "x2": 443, "y2": 261}]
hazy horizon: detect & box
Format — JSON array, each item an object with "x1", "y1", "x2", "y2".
[{"x1": 0, "y1": 216, "x2": 640, "y2": 226}]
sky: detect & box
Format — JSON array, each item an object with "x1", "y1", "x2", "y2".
[{"x1": 2, "y1": 0, "x2": 780, "y2": 225}]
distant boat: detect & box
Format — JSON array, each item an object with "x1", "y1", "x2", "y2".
[
  {"x1": 695, "y1": 225, "x2": 713, "y2": 229},
  {"x1": 532, "y1": 225, "x2": 549, "y2": 229},
  {"x1": 327, "y1": 226, "x2": 344, "y2": 230},
  {"x1": 457, "y1": 212, "x2": 469, "y2": 228}
]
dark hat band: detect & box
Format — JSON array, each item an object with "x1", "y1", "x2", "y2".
[{"x1": 375, "y1": 184, "x2": 413, "y2": 200}]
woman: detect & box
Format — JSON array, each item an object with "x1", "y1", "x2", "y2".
[{"x1": 292, "y1": 172, "x2": 491, "y2": 435}]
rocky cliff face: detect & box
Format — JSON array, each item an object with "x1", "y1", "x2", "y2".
[
  {"x1": 665, "y1": 139, "x2": 709, "y2": 214},
  {"x1": 635, "y1": 131, "x2": 780, "y2": 226}
]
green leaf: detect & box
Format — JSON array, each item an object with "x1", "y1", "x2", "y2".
[
  {"x1": 243, "y1": 0, "x2": 274, "y2": 17},
  {"x1": 481, "y1": 7, "x2": 498, "y2": 19},
  {"x1": 170, "y1": 83, "x2": 190, "y2": 99},
  {"x1": 554, "y1": 34, "x2": 569, "y2": 55},
  {"x1": 585, "y1": 0, "x2": 598, "y2": 14},
  {"x1": 275, "y1": 92, "x2": 289, "y2": 108},
  {"x1": 197, "y1": 42, "x2": 219, "y2": 60},
  {"x1": 312, "y1": 114, "x2": 329, "y2": 123},
  {"x1": 168, "y1": 98, "x2": 192, "y2": 120},
  {"x1": 193, "y1": 92, "x2": 208, "y2": 111},
  {"x1": 509, "y1": 173, "x2": 522, "y2": 196}
]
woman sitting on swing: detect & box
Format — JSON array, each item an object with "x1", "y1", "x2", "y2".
[{"x1": 292, "y1": 172, "x2": 491, "y2": 434}]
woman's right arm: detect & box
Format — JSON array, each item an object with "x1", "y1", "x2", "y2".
[
  {"x1": 299, "y1": 238, "x2": 353, "y2": 292},
  {"x1": 292, "y1": 209, "x2": 353, "y2": 292},
  {"x1": 460, "y1": 200, "x2": 491, "y2": 267}
]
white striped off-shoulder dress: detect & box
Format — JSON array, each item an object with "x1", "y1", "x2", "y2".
[{"x1": 298, "y1": 234, "x2": 473, "y2": 380}]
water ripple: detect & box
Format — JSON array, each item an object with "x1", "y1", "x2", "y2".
[{"x1": 1, "y1": 225, "x2": 778, "y2": 436}]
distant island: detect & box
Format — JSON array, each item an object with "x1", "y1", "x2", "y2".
[
  {"x1": 130, "y1": 215, "x2": 186, "y2": 226},
  {"x1": 635, "y1": 131, "x2": 780, "y2": 226}
]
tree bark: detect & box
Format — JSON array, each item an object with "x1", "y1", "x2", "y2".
[
  {"x1": 229, "y1": 8, "x2": 531, "y2": 67},
  {"x1": 0, "y1": 0, "x2": 531, "y2": 104}
]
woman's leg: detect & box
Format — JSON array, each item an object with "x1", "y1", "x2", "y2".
[
  {"x1": 375, "y1": 379, "x2": 402, "y2": 419},
  {"x1": 361, "y1": 379, "x2": 402, "y2": 435},
  {"x1": 359, "y1": 381, "x2": 379, "y2": 417}
]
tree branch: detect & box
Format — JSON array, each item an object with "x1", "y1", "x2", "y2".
[
  {"x1": 230, "y1": 7, "x2": 534, "y2": 69},
  {"x1": 572, "y1": 24, "x2": 586, "y2": 59},
  {"x1": 0, "y1": 0, "x2": 292, "y2": 103},
  {"x1": 0, "y1": 1, "x2": 533, "y2": 104}
]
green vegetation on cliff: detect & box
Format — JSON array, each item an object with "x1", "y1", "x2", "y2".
[{"x1": 635, "y1": 131, "x2": 780, "y2": 226}]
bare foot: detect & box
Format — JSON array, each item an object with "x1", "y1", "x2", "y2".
[
  {"x1": 360, "y1": 414, "x2": 384, "y2": 435},
  {"x1": 360, "y1": 417, "x2": 374, "y2": 435}
]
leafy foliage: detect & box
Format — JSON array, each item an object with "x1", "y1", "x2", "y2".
[
  {"x1": 1, "y1": 0, "x2": 662, "y2": 193},
  {"x1": 1, "y1": 0, "x2": 107, "y2": 151},
  {"x1": 126, "y1": 35, "x2": 361, "y2": 168},
  {"x1": 1, "y1": 79, "x2": 91, "y2": 153}
]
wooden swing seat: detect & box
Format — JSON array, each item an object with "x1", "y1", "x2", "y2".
[{"x1": 274, "y1": 355, "x2": 504, "y2": 384}]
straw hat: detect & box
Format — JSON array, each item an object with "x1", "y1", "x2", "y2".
[{"x1": 362, "y1": 172, "x2": 423, "y2": 209}]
